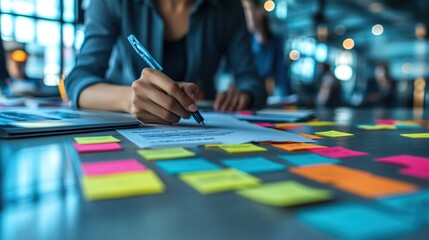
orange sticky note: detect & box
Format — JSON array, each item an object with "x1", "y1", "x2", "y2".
[
  {"x1": 298, "y1": 133, "x2": 323, "y2": 140},
  {"x1": 290, "y1": 165, "x2": 370, "y2": 183},
  {"x1": 272, "y1": 142, "x2": 326, "y2": 152}
]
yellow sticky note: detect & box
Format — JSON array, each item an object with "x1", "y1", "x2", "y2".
[
  {"x1": 237, "y1": 181, "x2": 332, "y2": 207},
  {"x1": 302, "y1": 121, "x2": 336, "y2": 127},
  {"x1": 315, "y1": 130, "x2": 354, "y2": 138},
  {"x1": 274, "y1": 123, "x2": 304, "y2": 128},
  {"x1": 217, "y1": 143, "x2": 267, "y2": 154},
  {"x1": 204, "y1": 144, "x2": 220, "y2": 148},
  {"x1": 401, "y1": 133, "x2": 429, "y2": 138},
  {"x1": 137, "y1": 147, "x2": 195, "y2": 160},
  {"x1": 358, "y1": 125, "x2": 397, "y2": 130},
  {"x1": 179, "y1": 169, "x2": 261, "y2": 194},
  {"x1": 82, "y1": 170, "x2": 165, "y2": 201},
  {"x1": 74, "y1": 136, "x2": 121, "y2": 144}
]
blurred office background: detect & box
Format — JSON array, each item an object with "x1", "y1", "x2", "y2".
[{"x1": 0, "y1": 0, "x2": 428, "y2": 107}]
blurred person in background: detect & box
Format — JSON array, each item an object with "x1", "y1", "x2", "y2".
[
  {"x1": 316, "y1": 62, "x2": 343, "y2": 107},
  {"x1": 0, "y1": 38, "x2": 9, "y2": 93},
  {"x1": 363, "y1": 62, "x2": 398, "y2": 107}
]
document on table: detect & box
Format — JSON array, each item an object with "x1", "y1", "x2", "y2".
[{"x1": 117, "y1": 112, "x2": 312, "y2": 148}]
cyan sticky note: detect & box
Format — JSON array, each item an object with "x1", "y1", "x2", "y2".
[
  {"x1": 378, "y1": 191, "x2": 429, "y2": 224},
  {"x1": 279, "y1": 153, "x2": 340, "y2": 166},
  {"x1": 299, "y1": 203, "x2": 418, "y2": 239},
  {"x1": 155, "y1": 158, "x2": 221, "y2": 175},
  {"x1": 221, "y1": 157, "x2": 286, "y2": 173}
]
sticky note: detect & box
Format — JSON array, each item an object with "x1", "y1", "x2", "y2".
[
  {"x1": 394, "y1": 125, "x2": 423, "y2": 129},
  {"x1": 315, "y1": 130, "x2": 354, "y2": 138},
  {"x1": 82, "y1": 171, "x2": 165, "y2": 201},
  {"x1": 375, "y1": 155, "x2": 429, "y2": 168},
  {"x1": 179, "y1": 169, "x2": 261, "y2": 194},
  {"x1": 310, "y1": 146, "x2": 368, "y2": 158},
  {"x1": 272, "y1": 143, "x2": 326, "y2": 152},
  {"x1": 217, "y1": 143, "x2": 267, "y2": 154},
  {"x1": 81, "y1": 159, "x2": 147, "y2": 176},
  {"x1": 155, "y1": 158, "x2": 221, "y2": 175},
  {"x1": 275, "y1": 123, "x2": 303, "y2": 128},
  {"x1": 375, "y1": 119, "x2": 396, "y2": 125},
  {"x1": 221, "y1": 157, "x2": 286, "y2": 173},
  {"x1": 137, "y1": 147, "x2": 195, "y2": 160},
  {"x1": 276, "y1": 125, "x2": 305, "y2": 130},
  {"x1": 302, "y1": 121, "x2": 336, "y2": 127},
  {"x1": 357, "y1": 124, "x2": 397, "y2": 130},
  {"x1": 253, "y1": 122, "x2": 274, "y2": 128},
  {"x1": 74, "y1": 136, "x2": 121, "y2": 145},
  {"x1": 279, "y1": 153, "x2": 340, "y2": 166},
  {"x1": 401, "y1": 133, "x2": 429, "y2": 138},
  {"x1": 72, "y1": 142, "x2": 123, "y2": 153},
  {"x1": 400, "y1": 168, "x2": 429, "y2": 180},
  {"x1": 378, "y1": 191, "x2": 429, "y2": 224},
  {"x1": 299, "y1": 203, "x2": 418, "y2": 239},
  {"x1": 237, "y1": 181, "x2": 332, "y2": 207},
  {"x1": 291, "y1": 165, "x2": 418, "y2": 198},
  {"x1": 298, "y1": 133, "x2": 323, "y2": 140}
]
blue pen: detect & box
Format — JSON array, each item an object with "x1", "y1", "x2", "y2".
[{"x1": 127, "y1": 34, "x2": 206, "y2": 129}]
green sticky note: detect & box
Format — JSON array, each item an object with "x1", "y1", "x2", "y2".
[
  {"x1": 401, "y1": 133, "x2": 429, "y2": 139},
  {"x1": 315, "y1": 130, "x2": 354, "y2": 138},
  {"x1": 179, "y1": 169, "x2": 261, "y2": 194},
  {"x1": 137, "y1": 147, "x2": 195, "y2": 160},
  {"x1": 74, "y1": 136, "x2": 121, "y2": 144},
  {"x1": 357, "y1": 125, "x2": 397, "y2": 130},
  {"x1": 218, "y1": 143, "x2": 267, "y2": 154},
  {"x1": 302, "y1": 121, "x2": 336, "y2": 127},
  {"x1": 237, "y1": 181, "x2": 332, "y2": 207},
  {"x1": 82, "y1": 170, "x2": 165, "y2": 201}
]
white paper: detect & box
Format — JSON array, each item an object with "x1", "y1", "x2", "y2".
[{"x1": 117, "y1": 112, "x2": 313, "y2": 148}]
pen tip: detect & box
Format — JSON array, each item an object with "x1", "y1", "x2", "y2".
[{"x1": 202, "y1": 122, "x2": 207, "y2": 129}]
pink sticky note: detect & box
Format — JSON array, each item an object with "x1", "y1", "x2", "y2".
[
  {"x1": 278, "y1": 125, "x2": 305, "y2": 130},
  {"x1": 375, "y1": 119, "x2": 396, "y2": 125},
  {"x1": 237, "y1": 111, "x2": 254, "y2": 115},
  {"x1": 375, "y1": 155, "x2": 429, "y2": 168},
  {"x1": 400, "y1": 168, "x2": 429, "y2": 180},
  {"x1": 254, "y1": 122, "x2": 274, "y2": 128},
  {"x1": 82, "y1": 159, "x2": 147, "y2": 176},
  {"x1": 310, "y1": 146, "x2": 368, "y2": 158},
  {"x1": 73, "y1": 142, "x2": 123, "y2": 153}
]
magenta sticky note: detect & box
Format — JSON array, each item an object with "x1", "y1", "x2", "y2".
[
  {"x1": 254, "y1": 122, "x2": 274, "y2": 128},
  {"x1": 375, "y1": 119, "x2": 396, "y2": 125},
  {"x1": 375, "y1": 155, "x2": 429, "y2": 168},
  {"x1": 82, "y1": 159, "x2": 147, "y2": 176},
  {"x1": 310, "y1": 146, "x2": 368, "y2": 158},
  {"x1": 400, "y1": 168, "x2": 429, "y2": 180},
  {"x1": 73, "y1": 142, "x2": 123, "y2": 153}
]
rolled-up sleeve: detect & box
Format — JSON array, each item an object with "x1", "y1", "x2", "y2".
[
  {"x1": 224, "y1": 2, "x2": 267, "y2": 108},
  {"x1": 65, "y1": 0, "x2": 120, "y2": 107}
]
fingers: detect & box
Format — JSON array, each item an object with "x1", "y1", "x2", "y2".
[
  {"x1": 130, "y1": 93, "x2": 181, "y2": 124},
  {"x1": 179, "y1": 82, "x2": 200, "y2": 112},
  {"x1": 214, "y1": 86, "x2": 252, "y2": 112}
]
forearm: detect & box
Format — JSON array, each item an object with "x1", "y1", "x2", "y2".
[{"x1": 79, "y1": 83, "x2": 132, "y2": 113}]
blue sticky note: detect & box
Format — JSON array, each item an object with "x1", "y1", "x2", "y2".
[
  {"x1": 279, "y1": 153, "x2": 340, "y2": 166},
  {"x1": 394, "y1": 125, "x2": 424, "y2": 129},
  {"x1": 378, "y1": 190, "x2": 429, "y2": 224},
  {"x1": 155, "y1": 158, "x2": 221, "y2": 175},
  {"x1": 221, "y1": 157, "x2": 286, "y2": 173},
  {"x1": 299, "y1": 203, "x2": 418, "y2": 239}
]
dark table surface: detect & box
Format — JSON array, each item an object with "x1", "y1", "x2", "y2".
[{"x1": 1, "y1": 107, "x2": 428, "y2": 240}]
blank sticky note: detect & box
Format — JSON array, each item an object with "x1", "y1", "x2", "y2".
[
  {"x1": 302, "y1": 121, "x2": 336, "y2": 127},
  {"x1": 357, "y1": 124, "x2": 397, "y2": 130},
  {"x1": 401, "y1": 133, "x2": 429, "y2": 138},
  {"x1": 375, "y1": 119, "x2": 396, "y2": 125},
  {"x1": 221, "y1": 157, "x2": 286, "y2": 173},
  {"x1": 378, "y1": 191, "x2": 429, "y2": 224},
  {"x1": 315, "y1": 130, "x2": 354, "y2": 138},
  {"x1": 276, "y1": 125, "x2": 305, "y2": 130},
  {"x1": 74, "y1": 136, "x2": 121, "y2": 144},
  {"x1": 81, "y1": 159, "x2": 147, "y2": 176},
  {"x1": 394, "y1": 125, "x2": 423, "y2": 129},
  {"x1": 279, "y1": 153, "x2": 340, "y2": 166},
  {"x1": 217, "y1": 143, "x2": 267, "y2": 154},
  {"x1": 298, "y1": 133, "x2": 323, "y2": 140},
  {"x1": 155, "y1": 158, "x2": 221, "y2": 175},
  {"x1": 310, "y1": 146, "x2": 368, "y2": 158},
  {"x1": 400, "y1": 168, "x2": 429, "y2": 180},
  {"x1": 237, "y1": 181, "x2": 332, "y2": 207},
  {"x1": 73, "y1": 142, "x2": 123, "y2": 153},
  {"x1": 137, "y1": 147, "x2": 195, "y2": 161},
  {"x1": 272, "y1": 142, "x2": 326, "y2": 152},
  {"x1": 299, "y1": 203, "x2": 418, "y2": 239},
  {"x1": 179, "y1": 169, "x2": 261, "y2": 194},
  {"x1": 375, "y1": 155, "x2": 429, "y2": 168},
  {"x1": 82, "y1": 170, "x2": 165, "y2": 201},
  {"x1": 253, "y1": 122, "x2": 274, "y2": 128}
]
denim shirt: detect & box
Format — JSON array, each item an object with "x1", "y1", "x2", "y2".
[{"x1": 66, "y1": 0, "x2": 266, "y2": 108}]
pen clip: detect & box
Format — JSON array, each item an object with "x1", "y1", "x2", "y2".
[{"x1": 127, "y1": 34, "x2": 163, "y2": 71}]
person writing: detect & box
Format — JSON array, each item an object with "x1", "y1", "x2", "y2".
[{"x1": 66, "y1": 0, "x2": 266, "y2": 125}]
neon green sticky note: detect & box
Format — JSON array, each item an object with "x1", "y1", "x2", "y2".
[
  {"x1": 315, "y1": 130, "x2": 354, "y2": 138},
  {"x1": 74, "y1": 136, "x2": 121, "y2": 144},
  {"x1": 218, "y1": 143, "x2": 267, "y2": 154},
  {"x1": 82, "y1": 170, "x2": 165, "y2": 201},
  {"x1": 302, "y1": 121, "x2": 336, "y2": 127},
  {"x1": 179, "y1": 169, "x2": 261, "y2": 194},
  {"x1": 401, "y1": 133, "x2": 429, "y2": 138},
  {"x1": 237, "y1": 181, "x2": 332, "y2": 207},
  {"x1": 137, "y1": 147, "x2": 195, "y2": 160},
  {"x1": 357, "y1": 125, "x2": 397, "y2": 130}
]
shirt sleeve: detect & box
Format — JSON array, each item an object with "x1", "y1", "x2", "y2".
[
  {"x1": 223, "y1": 2, "x2": 267, "y2": 108},
  {"x1": 65, "y1": 0, "x2": 120, "y2": 108}
]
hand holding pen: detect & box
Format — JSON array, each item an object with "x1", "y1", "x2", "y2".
[{"x1": 127, "y1": 34, "x2": 206, "y2": 128}]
